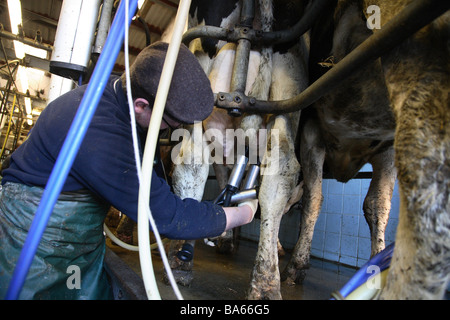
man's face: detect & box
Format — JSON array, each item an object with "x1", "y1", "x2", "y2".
[
  {"x1": 161, "y1": 113, "x2": 181, "y2": 130},
  {"x1": 134, "y1": 98, "x2": 181, "y2": 130},
  {"x1": 134, "y1": 98, "x2": 152, "y2": 129}
]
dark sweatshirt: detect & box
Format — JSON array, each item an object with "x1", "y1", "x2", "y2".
[{"x1": 2, "y1": 76, "x2": 226, "y2": 240}]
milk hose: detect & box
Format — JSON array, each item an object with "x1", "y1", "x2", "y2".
[
  {"x1": 4, "y1": 0, "x2": 138, "y2": 300},
  {"x1": 331, "y1": 242, "x2": 394, "y2": 300},
  {"x1": 136, "y1": 0, "x2": 191, "y2": 300},
  {"x1": 103, "y1": 223, "x2": 169, "y2": 252},
  {"x1": 123, "y1": 0, "x2": 183, "y2": 300},
  {"x1": 344, "y1": 269, "x2": 389, "y2": 300}
]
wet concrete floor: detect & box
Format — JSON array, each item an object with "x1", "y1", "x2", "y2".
[{"x1": 106, "y1": 237, "x2": 356, "y2": 300}]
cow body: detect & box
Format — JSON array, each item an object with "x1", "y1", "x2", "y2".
[
  {"x1": 285, "y1": 0, "x2": 450, "y2": 299},
  {"x1": 166, "y1": 0, "x2": 245, "y2": 286},
  {"x1": 281, "y1": 0, "x2": 398, "y2": 286},
  {"x1": 168, "y1": 0, "x2": 308, "y2": 299},
  {"x1": 365, "y1": 0, "x2": 450, "y2": 299},
  {"x1": 169, "y1": 0, "x2": 449, "y2": 300}
]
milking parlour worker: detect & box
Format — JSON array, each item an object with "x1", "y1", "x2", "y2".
[{"x1": 0, "y1": 41, "x2": 258, "y2": 300}]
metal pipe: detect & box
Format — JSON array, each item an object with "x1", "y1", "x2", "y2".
[
  {"x1": 227, "y1": 154, "x2": 249, "y2": 190},
  {"x1": 228, "y1": 0, "x2": 255, "y2": 116},
  {"x1": 230, "y1": 188, "x2": 257, "y2": 204},
  {"x1": 0, "y1": 29, "x2": 53, "y2": 52},
  {"x1": 215, "y1": 0, "x2": 450, "y2": 115},
  {"x1": 257, "y1": 0, "x2": 329, "y2": 46},
  {"x1": 182, "y1": 25, "x2": 230, "y2": 47},
  {"x1": 242, "y1": 163, "x2": 260, "y2": 190},
  {"x1": 231, "y1": 39, "x2": 251, "y2": 93},
  {"x1": 181, "y1": 0, "x2": 328, "y2": 47},
  {"x1": 240, "y1": 0, "x2": 255, "y2": 28},
  {"x1": 93, "y1": 0, "x2": 115, "y2": 54}
]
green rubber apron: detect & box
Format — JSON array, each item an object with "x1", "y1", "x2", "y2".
[{"x1": 0, "y1": 182, "x2": 112, "y2": 300}]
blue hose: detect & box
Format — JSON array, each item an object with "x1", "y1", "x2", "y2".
[
  {"x1": 5, "y1": 0, "x2": 138, "y2": 300},
  {"x1": 335, "y1": 242, "x2": 395, "y2": 299}
]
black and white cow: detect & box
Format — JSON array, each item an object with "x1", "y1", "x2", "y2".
[
  {"x1": 167, "y1": 0, "x2": 308, "y2": 299},
  {"x1": 169, "y1": 0, "x2": 449, "y2": 300},
  {"x1": 281, "y1": 0, "x2": 397, "y2": 287},
  {"x1": 365, "y1": 0, "x2": 449, "y2": 300},
  {"x1": 282, "y1": 0, "x2": 449, "y2": 299}
]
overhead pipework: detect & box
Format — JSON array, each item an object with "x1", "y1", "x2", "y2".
[{"x1": 182, "y1": 0, "x2": 450, "y2": 116}]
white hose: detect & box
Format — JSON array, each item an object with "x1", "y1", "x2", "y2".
[
  {"x1": 345, "y1": 269, "x2": 389, "y2": 300},
  {"x1": 124, "y1": 0, "x2": 161, "y2": 300},
  {"x1": 135, "y1": 0, "x2": 191, "y2": 300},
  {"x1": 104, "y1": 223, "x2": 139, "y2": 251},
  {"x1": 103, "y1": 223, "x2": 169, "y2": 251}
]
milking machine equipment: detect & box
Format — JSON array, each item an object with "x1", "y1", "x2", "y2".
[
  {"x1": 49, "y1": 0, "x2": 101, "y2": 81},
  {"x1": 182, "y1": 0, "x2": 450, "y2": 117},
  {"x1": 176, "y1": 148, "x2": 260, "y2": 262},
  {"x1": 214, "y1": 151, "x2": 259, "y2": 207}
]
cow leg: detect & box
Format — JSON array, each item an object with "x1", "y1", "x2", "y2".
[
  {"x1": 247, "y1": 115, "x2": 301, "y2": 300},
  {"x1": 364, "y1": 1, "x2": 450, "y2": 299},
  {"x1": 165, "y1": 122, "x2": 210, "y2": 286},
  {"x1": 203, "y1": 42, "x2": 244, "y2": 254},
  {"x1": 281, "y1": 115, "x2": 326, "y2": 285},
  {"x1": 379, "y1": 61, "x2": 450, "y2": 299},
  {"x1": 165, "y1": 240, "x2": 194, "y2": 286},
  {"x1": 115, "y1": 215, "x2": 136, "y2": 244},
  {"x1": 363, "y1": 147, "x2": 396, "y2": 257},
  {"x1": 380, "y1": 86, "x2": 450, "y2": 299},
  {"x1": 247, "y1": 37, "x2": 306, "y2": 299}
]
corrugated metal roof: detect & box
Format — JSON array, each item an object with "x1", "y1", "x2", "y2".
[
  {"x1": 114, "y1": 0, "x2": 180, "y2": 69},
  {"x1": 0, "y1": 0, "x2": 180, "y2": 120},
  {"x1": 19, "y1": 0, "x2": 61, "y2": 47},
  {"x1": 0, "y1": 0, "x2": 179, "y2": 72},
  {"x1": 0, "y1": 0, "x2": 180, "y2": 144}
]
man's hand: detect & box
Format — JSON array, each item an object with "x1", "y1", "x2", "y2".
[
  {"x1": 223, "y1": 198, "x2": 258, "y2": 231},
  {"x1": 238, "y1": 199, "x2": 258, "y2": 221}
]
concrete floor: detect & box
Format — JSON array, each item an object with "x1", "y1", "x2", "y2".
[{"x1": 106, "y1": 236, "x2": 356, "y2": 300}]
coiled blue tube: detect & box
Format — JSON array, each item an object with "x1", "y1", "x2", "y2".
[
  {"x1": 5, "y1": 0, "x2": 138, "y2": 300},
  {"x1": 336, "y1": 242, "x2": 395, "y2": 299}
]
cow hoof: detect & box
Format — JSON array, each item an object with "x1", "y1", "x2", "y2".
[
  {"x1": 280, "y1": 268, "x2": 306, "y2": 285},
  {"x1": 215, "y1": 237, "x2": 235, "y2": 254},
  {"x1": 163, "y1": 269, "x2": 193, "y2": 287},
  {"x1": 215, "y1": 229, "x2": 237, "y2": 254},
  {"x1": 247, "y1": 287, "x2": 282, "y2": 300}
]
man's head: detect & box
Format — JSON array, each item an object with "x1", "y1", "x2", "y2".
[{"x1": 122, "y1": 41, "x2": 214, "y2": 126}]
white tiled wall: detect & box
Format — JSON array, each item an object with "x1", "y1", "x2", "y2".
[
  {"x1": 239, "y1": 164, "x2": 400, "y2": 268},
  {"x1": 205, "y1": 168, "x2": 450, "y2": 294},
  {"x1": 310, "y1": 176, "x2": 399, "y2": 267}
]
